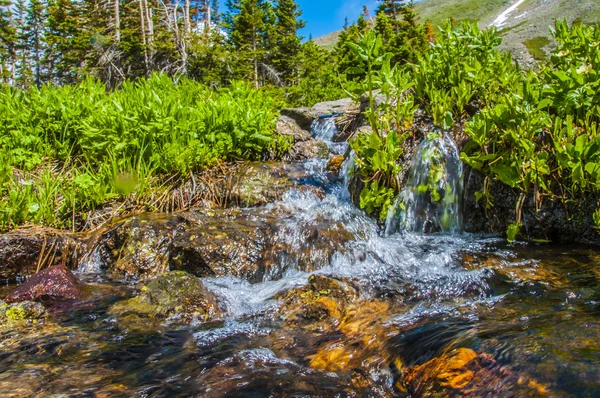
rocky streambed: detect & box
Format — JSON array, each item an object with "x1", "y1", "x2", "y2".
[{"x1": 1, "y1": 101, "x2": 600, "y2": 397}]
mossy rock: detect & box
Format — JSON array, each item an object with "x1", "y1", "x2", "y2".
[
  {"x1": 110, "y1": 271, "x2": 222, "y2": 325},
  {"x1": 0, "y1": 300, "x2": 46, "y2": 327}
]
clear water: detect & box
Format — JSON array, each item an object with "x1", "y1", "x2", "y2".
[{"x1": 2, "y1": 128, "x2": 600, "y2": 397}]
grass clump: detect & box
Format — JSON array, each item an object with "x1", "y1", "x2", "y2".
[{"x1": 524, "y1": 36, "x2": 552, "y2": 60}]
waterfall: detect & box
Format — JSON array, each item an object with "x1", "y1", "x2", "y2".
[
  {"x1": 310, "y1": 117, "x2": 348, "y2": 155},
  {"x1": 386, "y1": 131, "x2": 463, "y2": 235}
]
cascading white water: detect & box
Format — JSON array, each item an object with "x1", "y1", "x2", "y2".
[
  {"x1": 386, "y1": 131, "x2": 463, "y2": 235},
  {"x1": 310, "y1": 117, "x2": 348, "y2": 155},
  {"x1": 311, "y1": 117, "x2": 338, "y2": 141}
]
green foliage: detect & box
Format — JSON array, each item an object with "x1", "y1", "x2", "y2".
[
  {"x1": 336, "y1": 3, "x2": 428, "y2": 82},
  {"x1": 283, "y1": 40, "x2": 352, "y2": 107},
  {"x1": 347, "y1": 18, "x2": 600, "y2": 239},
  {"x1": 413, "y1": 21, "x2": 520, "y2": 124},
  {"x1": 0, "y1": 74, "x2": 280, "y2": 230},
  {"x1": 460, "y1": 20, "x2": 600, "y2": 238},
  {"x1": 346, "y1": 30, "x2": 413, "y2": 219}
]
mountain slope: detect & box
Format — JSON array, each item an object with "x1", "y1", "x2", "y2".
[{"x1": 315, "y1": 0, "x2": 600, "y2": 65}]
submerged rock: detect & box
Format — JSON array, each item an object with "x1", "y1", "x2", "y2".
[
  {"x1": 277, "y1": 274, "x2": 361, "y2": 325},
  {"x1": 109, "y1": 271, "x2": 222, "y2": 324},
  {"x1": 402, "y1": 348, "x2": 548, "y2": 397},
  {"x1": 4, "y1": 265, "x2": 83, "y2": 304}
]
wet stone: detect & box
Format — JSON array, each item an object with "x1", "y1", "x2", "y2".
[
  {"x1": 109, "y1": 271, "x2": 222, "y2": 325},
  {"x1": 95, "y1": 201, "x2": 357, "y2": 282},
  {"x1": 277, "y1": 274, "x2": 361, "y2": 325},
  {"x1": 327, "y1": 154, "x2": 346, "y2": 176},
  {"x1": 170, "y1": 213, "x2": 278, "y2": 281},
  {"x1": 0, "y1": 233, "x2": 76, "y2": 280},
  {"x1": 101, "y1": 215, "x2": 180, "y2": 281},
  {"x1": 286, "y1": 139, "x2": 330, "y2": 161},
  {"x1": 402, "y1": 348, "x2": 549, "y2": 397},
  {"x1": 4, "y1": 265, "x2": 83, "y2": 304}
]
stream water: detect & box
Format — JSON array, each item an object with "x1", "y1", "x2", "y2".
[{"x1": 1, "y1": 121, "x2": 600, "y2": 397}]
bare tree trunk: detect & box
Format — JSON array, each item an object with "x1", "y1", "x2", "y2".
[
  {"x1": 252, "y1": 29, "x2": 258, "y2": 88},
  {"x1": 139, "y1": 0, "x2": 149, "y2": 74},
  {"x1": 159, "y1": 0, "x2": 188, "y2": 75},
  {"x1": 184, "y1": 0, "x2": 190, "y2": 34},
  {"x1": 114, "y1": 0, "x2": 121, "y2": 42},
  {"x1": 206, "y1": 0, "x2": 211, "y2": 30},
  {"x1": 144, "y1": 0, "x2": 154, "y2": 58},
  {"x1": 392, "y1": 1, "x2": 399, "y2": 34}
]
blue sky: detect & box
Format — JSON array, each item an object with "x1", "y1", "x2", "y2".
[
  {"x1": 294, "y1": 0, "x2": 379, "y2": 39},
  {"x1": 218, "y1": 0, "x2": 379, "y2": 39}
]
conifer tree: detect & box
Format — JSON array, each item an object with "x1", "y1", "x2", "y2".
[
  {"x1": 270, "y1": 0, "x2": 305, "y2": 85},
  {"x1": 224, "y1": 0, "x2": 272, "y2": 87},
  {"x1": 24, "y1": 0, "x2": 47, "y2": 88},
  {"x1": 377, "y1": 0, "x2": 403, "y2": 21},
  {"x1": 45, "y1": 0, "x2": 82, "y2": 83},
  {"x1": 0, "y1": 0, "x2": 17, "y2": 83}
]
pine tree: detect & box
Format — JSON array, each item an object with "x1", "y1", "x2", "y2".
[
  {"x1": 270, "y1": 0, "x2": 305, "y2": 85},
  {"x1": 45, "y1": 0, "x2": 82, "y2": 84},
  {"x1": 376, "y1": 0, "x2": 404, "y2": 20},
  {"x1": 210, "y1": 0, "x2": 219, "y2": 24},
  {"x1": 24, "y1": 0, "x2": 47, "y2": 88},
  {"x1": 13, "y1": 0, "x2": 32, "y2": 87},
  {"x1": 0, "y1": 0, "x2": 17, "y2": 83},
  {"x1": 224, "y1": 0, "x2": 272, "y2": 87}
]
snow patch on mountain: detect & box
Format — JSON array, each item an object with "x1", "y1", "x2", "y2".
[{"x1": 491, "y1": 0, "x2": 527, "y2": 27}]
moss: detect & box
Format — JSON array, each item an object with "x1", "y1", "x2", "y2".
[
  {"x1": 523, "y1": 36, "x2": 552, "y2": 61},
  {"x1": 0, "y1": 301, "x2": 46, "y2": 323},
  {"x1": 5, "y1": 306, "x2": 27, "y2": 321}
]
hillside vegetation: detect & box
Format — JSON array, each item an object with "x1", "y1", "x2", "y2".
[{"x1": 315, "y1": 0, "x2": 600, "y2": 65}]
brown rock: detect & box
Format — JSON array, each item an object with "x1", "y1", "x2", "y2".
[
  {"x1": 109, "y1": 271, "x2": 222, "y2": 325},
  {"x1": 4, "y1": 265, "x2": 83, "y2": 304},
  {"x1": 277, "y1": 274, "x2": 361, "y2": 325},
  {"x1": 170, "y1": 215, "x2": 278, "y2": 282},
  {"x1": 327, "y1": 155, "x2": 345, "y2": 175}
]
